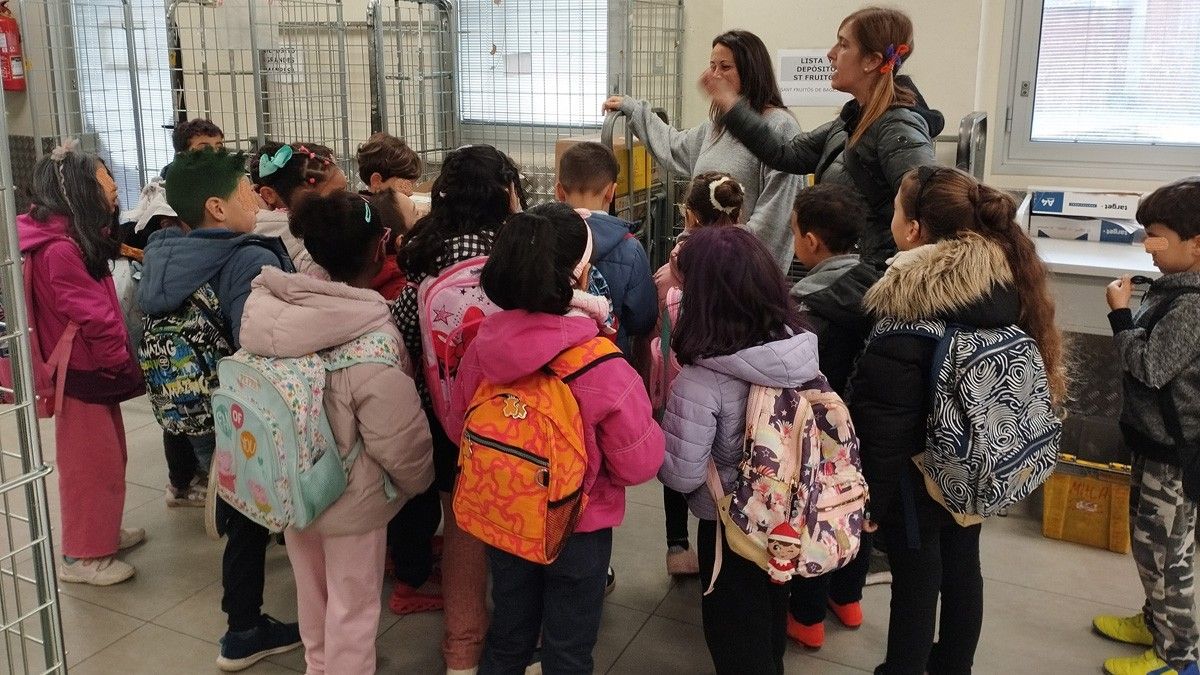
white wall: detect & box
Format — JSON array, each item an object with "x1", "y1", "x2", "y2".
[{"x1": 677, "y1": 0, "x2": 1169, "y2": 193}]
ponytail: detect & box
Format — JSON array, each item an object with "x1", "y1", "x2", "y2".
[
  {"x1": 842, "y1": 7, "x2": 917, "y2": 146},
  {"x1": 481, "y1": 202, "x2": 587, "y2": 315},
  {"x1": 684, "y1": 172, "x2": 744, "y2": 227},
  {"x1": 897, "y1": 166, "x2": 1068, "y2": 406}
]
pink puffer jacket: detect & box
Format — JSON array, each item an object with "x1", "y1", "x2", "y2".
[{"x1": 239, "y1": 266, "x2": 434, "y2": 536}]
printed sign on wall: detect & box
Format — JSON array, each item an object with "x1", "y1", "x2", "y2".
[{"x1": 778, "y1": 49, "x2": 852, "y2": 108}]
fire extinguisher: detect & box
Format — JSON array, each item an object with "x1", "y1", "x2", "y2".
[{"x1": 0, "y1": 1, "x2": 25, "y2": 92}]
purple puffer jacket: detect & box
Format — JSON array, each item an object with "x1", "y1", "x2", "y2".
[{"x1": 660, "y1": 332, "x2": 821, "y2": 520}]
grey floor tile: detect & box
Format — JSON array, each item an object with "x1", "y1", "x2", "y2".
[
  {"x1": 625, "y1": 480, "x2": 666, "y2": 509},
  {"x1": 70, "y1": 622, "x2": 303, "y2": 674},
  {"x1": 652, "y1": 574, "x2": 703, "y2": 626},
  {"x1": 606, "y1": 501, "x2": 676, "y2": 615},
  {"x1": 59, "y1": 594, "x2": 146, "y2": 667},
  {"x1": 608, "y1": 615, "x2": 714, "y2": 674},
  {"x1": 374, "y1": 610, "x2": 447, "y2": 673},
  {"x1": 595, "y1": 602, "x2": 653, "y2": 673}
]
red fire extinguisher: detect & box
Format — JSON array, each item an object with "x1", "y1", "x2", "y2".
[{"x1": 0, "y1": 1, "x2": 25, "y2": 92}]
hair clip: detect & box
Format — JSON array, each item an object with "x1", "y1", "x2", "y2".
[
  {"x1": 258, "y1": 145, "x2": 293, "y2": 178},
  {"x1": 708, "y1": 176, "x2": 738, "y2": 215},
  {"x1": 50, "y1": 137, "x2": 81, "y2": 162},
  {"x1": 879, "y1": 43, "x2": 910, "y2": 74},
  {"x1": 363, "y1": 200, "x2": 372, "y2": 223}
]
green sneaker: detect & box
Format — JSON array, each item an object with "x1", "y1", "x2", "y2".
[{"x1": 1094, "y1": 613, "x2": 1155, "y2": 647}]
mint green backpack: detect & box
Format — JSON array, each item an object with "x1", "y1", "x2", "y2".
[{"x1": 211, "y1": 332, "x2": 400, "y2": 532}]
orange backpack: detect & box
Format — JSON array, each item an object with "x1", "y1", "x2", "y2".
[{"x1": 453, "y1": 337, "x2": 622, "y2": 564}]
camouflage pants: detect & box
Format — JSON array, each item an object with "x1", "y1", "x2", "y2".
[{"x1": 1131, "y1": 454, "x2": 1199, "y2": 668}]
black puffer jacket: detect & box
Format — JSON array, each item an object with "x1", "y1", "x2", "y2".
[
  {"x1": 720, "y1": 76, "x2": 943, "y2": 262},
  {"x1": 793, "y1": 257, "x2": 886, "y2": 395},
  {"x1": 848, "y1": 233, "x2": 1020, "y2": 524}
]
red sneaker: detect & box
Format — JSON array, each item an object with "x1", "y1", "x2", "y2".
[
  {"x1": 785, "y1": 614, "x2": 824, "y2": 650},
  {"x1": 388, "y1": 581, "x2": 444, "y2": 615},
  {"x1": 828, "y1": 600, "x2": 863, "y2": 629}
]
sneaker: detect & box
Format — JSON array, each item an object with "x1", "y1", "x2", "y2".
[
  {"x1": 389, "y1": 580, "x2": 444, "y2": 615},
  {"x1": 1104, "y1": 649, "x2": 1199, "y2": 675},
  {"x1": 58, "y1": 556, "x2": 135, "y2": 586},
  {"x1": 118, "y1": 527, "x2": 146, "y2": 550},
  {"x1": 828, "y1": 600, "x2": 863, "y2": 629},
  {"x1": 1094, "y1": 613, "x2": 1155, "y2": 647},
  {"x1": 204, "y1": 467, "x2": 221, "y2": 541},
  {"x1": 525, "y1": 647, "x2": 542, "y2": 675},
  {"x1": 666, "y1": 545, "x2": 700, "y2": 576},
  {"x1": 785, "y1": 614, "x2": 824, "y2": 650},
  {"x1": 216, "y1": 615, "x2": 302, "y2": 672},
  {"x1": 165, "y1": 480, "x2": 206, "y2": 507},
  {"x1": 605, "y1": 567, "x2": 616, "y2": 596}
]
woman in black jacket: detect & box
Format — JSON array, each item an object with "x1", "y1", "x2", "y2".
[
  {"x1": 849, "y1": 166, "x2": 1067, "y2": 674},
  {"x1": 701, "y1": 7, "x2": 940, "y2": 262}
]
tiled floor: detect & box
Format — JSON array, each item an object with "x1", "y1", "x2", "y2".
[{"x1": 0, "y1": 396, "x2": 1163, "y2": 673}]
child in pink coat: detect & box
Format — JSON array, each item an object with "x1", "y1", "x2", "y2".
[
  {"x1": 18, "y1": 146, "x2": 146, "y2": 586},
  {"x1": 239, "y1": 192, "x2": 434, "y2": 674},
  {"x1": 447, "y1": 202, "x2": 664, "y2": 674}
]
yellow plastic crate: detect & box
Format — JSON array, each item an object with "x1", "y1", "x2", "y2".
[{"x1": 1042, "y1": 454, "x2": 1130, "y2": 554}]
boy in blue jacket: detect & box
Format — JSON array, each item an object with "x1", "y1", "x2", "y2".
[
  {"x1": 139, "y1": 149, "x2": 302, "y2": 671},
  {"x1": 556, "y1": 142, "x2": 657, "y2": 356}
]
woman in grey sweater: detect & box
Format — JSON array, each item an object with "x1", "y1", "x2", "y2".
[
  {"x1": 603, "y1": 30, "x2": 801, "y2": 274},
  {"x1": 701, "y1": 8, "x2": 938, "y2": 263}
]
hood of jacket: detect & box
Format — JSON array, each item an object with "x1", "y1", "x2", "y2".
[
  {"x1": 583, "y1": 210, "x2": 637, "y2": 260},
  {"x1": 695, "y1": 331, "x2": 820, "y2": 388},
  {"x1": 239, "y1": 266, "x2": 393, "y2": 357},
  {"x1": 469, "y1": 310, "x2": 601, "y2": 384},
  {"x1": 792, "y1": 254, "x2": 860, "y2": 297},
  {"x1": 864, "y1": 232, "x2": 1020, "y2": 326},
  {"x1": 17, "y1": 212, "x2": 74, "y2": 254},
  {"x1": 138, "y1": 226, "x2": 286, "y2": 314},
  {"x1": 795, "y1": 258, "x2": 885, "y2": 330}
]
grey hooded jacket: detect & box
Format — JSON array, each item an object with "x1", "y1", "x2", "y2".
[
  {"x1": 660, "y1": 332, "x2": 821, "y2": 520},
  {"x1": 1110, "y1": 271, "x2": 1200, "y2": 471}
]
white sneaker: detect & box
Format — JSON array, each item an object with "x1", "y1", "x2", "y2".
[
  {"x1": 118, "y1": 528, "x2": 146, "y2": 550},
  {"x1": 58, "y1": 556, "x2": 135, "y2": 586}
]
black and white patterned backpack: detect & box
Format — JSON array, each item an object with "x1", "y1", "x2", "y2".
[{"x1": 866, "y1": 317, "x2": 1061, "y2": 517}]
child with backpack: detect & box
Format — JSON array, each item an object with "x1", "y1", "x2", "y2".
[
  {"x1": 786, "y1": 182, "x2": 886, "y2": 649},
  {"x1": 851, "y1": 166, "x2": 1065, "y2": 674},
  {"x1": 1095, "y1": 176, "x2": 1200, "y2": 675},
  {"x1": 18, "y1": 143, "x2": 146, "y2": 586},
  {"x1": 445, "y1": 202, "x2": 664, "y2": 674},
  {"x1": 249, "y1": 141, "x2": 349, "y2": 279},
  {"x1": 659, "y1": 226, "x2": 824, "y2": 675},
  {"x1": 236, "y1": 191, "x2": 435, "y2": 674},
  {"x1": 138, "y1": 148, "x2": 303, "y2": 671},
  {"x1": 391, "y1": 144, "x2": 526, "y2": 673},
  {"x1": 649, "y1": 172, "x2": 744, "y2": 578},
  {"x1": 555, "y1": 141, "x2": 657, "y2": 355}
]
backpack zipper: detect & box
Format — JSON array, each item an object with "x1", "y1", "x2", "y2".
[{"x1": 464, "y1": 430, "x2": 549, "y2": 468}]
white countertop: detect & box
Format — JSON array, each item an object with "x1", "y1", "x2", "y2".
[{"x1": 1033, "y1": 237, "x2": 1158, "y2": 278}]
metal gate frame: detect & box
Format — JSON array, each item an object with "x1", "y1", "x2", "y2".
[{"x1": 0, "y1": 105, "x2": 68, "y2": 675}]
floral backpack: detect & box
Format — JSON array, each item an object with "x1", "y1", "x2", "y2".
[
  {"x1": 705, "y1": 376, "x2": 867, "y2": 592},
  {"x1": 648, "y1": 287, "x2": 682, "y2": 416},
  {"x1": 211, "y1": 332, "x2": 401, "y2": 532}
]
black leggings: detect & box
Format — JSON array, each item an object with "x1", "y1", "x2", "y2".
[
  {"x1": 876, "y1": 516, "x2": 983, "y2": 675},
  {"x1": 387, "y1": 483, "x2": 442, "y2": 587},
  {"x1": 789, "y1": 530, "x2": 873, "y2": 624},
  {"x1": 663, "y1": 485, "x2": 691, "y2": 548}
]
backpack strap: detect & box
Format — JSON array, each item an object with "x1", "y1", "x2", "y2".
[
  {"x1": 188, "y1": 284, "x2": 235, "y2": 351},
  {"x1": 547, "y1": 337, "x2": 624, "y2": 383},
  {"x1": 21, "y1": 252, "x2": 79, "y2": 416}
]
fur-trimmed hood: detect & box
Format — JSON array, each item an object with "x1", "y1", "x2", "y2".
[{"x1": 864, "y1": 232, "x2": 1017, "y2": 323}]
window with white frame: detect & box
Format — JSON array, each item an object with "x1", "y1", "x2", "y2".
[
  {"x1": 1000, "y1": 0, "x2": 1200, "y2": 178},
  {"x1": 456, "y1": 0, "x2": 608, "y2": 127}
]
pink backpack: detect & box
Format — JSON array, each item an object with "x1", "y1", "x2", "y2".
[
  {"x1": 0, "y1": 254, "x2": 78, "y2": 417},
  {"x1": 417, "y1": 256, "x2": 501, "y2": 429},
  {"x1": 648, "y1": 287, "x2": 682, "y2": 415}
]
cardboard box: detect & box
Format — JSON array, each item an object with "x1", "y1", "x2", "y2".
[
  {"x1": 1042, "y1": 455, "x2": 1130, "y2": 554},
  {"x1": 1031, "y1": 187, "x2": 1142, "y2": 220},
  {"x1": 554, "y1": 135, "x2": 658, "y2": 197},
  {"x1": 1030, "y1": 213, "x2": 1145, "y2": 244}
]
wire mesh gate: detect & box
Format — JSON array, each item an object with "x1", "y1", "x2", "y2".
[{"x1": 0, "y1": 105, "x2": 68, "y2": 674}]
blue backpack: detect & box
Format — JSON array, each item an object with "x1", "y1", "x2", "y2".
[
  {"x1": 210, "y1": 332, "x2": 401, "y2": 532},
  {"x1": 866, "y1": 318, "x2": 1061, "y2": 518}
]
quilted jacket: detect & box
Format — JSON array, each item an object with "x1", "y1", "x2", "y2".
[{"x1": 660, "y1": 331, "x2": 821, "y2": 520}]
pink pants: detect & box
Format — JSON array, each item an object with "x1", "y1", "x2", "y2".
[
  {"x1": 286, "y1": 526, "x2": 387, "y2": 675},
  {"x1": 56, "y1": 395, "x2": 127, "y2": 559},
  {"x1": 440, "y1": 491, "x2": 489, "y2": 670}
]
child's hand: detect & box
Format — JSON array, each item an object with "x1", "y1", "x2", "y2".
[
  {"x1": 602, "y1": 96, "x2": 626, "y2": 114},
  {"x1": 699, "y1": 70, "x2": 739, "y2": 112},
  {"x1": 1107, "y1": 275, "x2": 1134, "y2": 310}
]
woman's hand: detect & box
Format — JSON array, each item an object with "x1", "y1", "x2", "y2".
[
  {"x1": 602, "y1": 95, "x2": 626, "y2": 114},
  {"x1": 1107, "y1": 275, "x2": 1134, "y2": 310},
  {"x1": 699, "y1": 70, "x2": 739, "y2": 113}
]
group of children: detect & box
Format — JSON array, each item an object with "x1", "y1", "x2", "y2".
[{"x1": 14, "y1": 112, "x2": 1200, "y2": 675}]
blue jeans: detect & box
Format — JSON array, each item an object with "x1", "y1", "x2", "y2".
[
  {"x1": 190, "y1": 432, "x2": 215, "y2": 471},
  {"x1": 480, "y1": 528, "x2": 613, "y2": 675}
]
